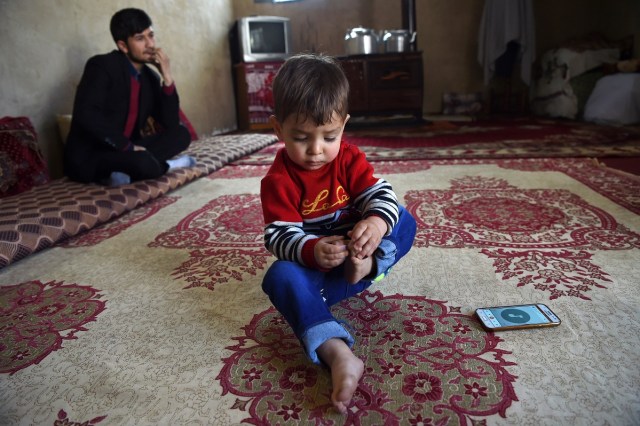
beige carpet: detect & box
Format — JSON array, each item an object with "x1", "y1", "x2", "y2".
[{"x1": 1, "y1": 155, "x2": 639, "y2": 425}]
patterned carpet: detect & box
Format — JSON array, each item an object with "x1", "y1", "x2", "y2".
[
  {"x1": 1, "y1": 140, "x2": 639, "y2": 424},
  {"x1": 344, "y1": 117, "x2": 640, "y2": 163}
]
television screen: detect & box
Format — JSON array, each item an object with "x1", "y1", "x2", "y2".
[
  {"x1": 249, "y1": 22, "x2": 286, "y2": 54},
  {"x1": 230, "y1": 16, "x2": 292, "y2": 63}
]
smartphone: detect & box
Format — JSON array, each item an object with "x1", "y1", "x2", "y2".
[{"x1": 475, "y1": 303, "x2": 561, "y2": 331}]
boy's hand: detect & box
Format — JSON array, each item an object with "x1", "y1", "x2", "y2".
[
  {"x1": 348, "y1": 216, "x2": 387, "y2": 259},
  {"x1": 315, "y1": 235, "x2": 349, "y2": 269}
]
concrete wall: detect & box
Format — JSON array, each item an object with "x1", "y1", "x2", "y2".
[
  {"x1": 1, "y1": 0, "x2": 638, "y2": 178},
  {"x1": 417, "y1": 0, "x2": 486, "y2": 113},
  {"x1": 231, "y1": 0, "x2": 402, "y2": 56},
  {"x1": 535, "y1": 0, "x2": 640, "y2": 56}
]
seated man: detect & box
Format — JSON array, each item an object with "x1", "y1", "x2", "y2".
[{"x1": 64, "y1": 8, "x2": 194, "y2": 186}]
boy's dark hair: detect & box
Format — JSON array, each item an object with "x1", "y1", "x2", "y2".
[
  {"x1": 272, "y1": 53, "x2": 349, "y2": 125},
  {"x1": 110, "y1": 8, "x2": 152, "y2": 43}
]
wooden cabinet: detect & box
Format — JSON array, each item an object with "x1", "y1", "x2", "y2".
[
  {"x1": 233, "y1": 52, "x2": 424, "y2": 130},
  {"x1": 234, "y1": 61, "x2": 283, "y2": 131},
  {"x1": 339, "y1": 52, "x2": 423, "y2": 119}
]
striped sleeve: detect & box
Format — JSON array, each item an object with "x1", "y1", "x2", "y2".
[
  {"x1": 352, "y1": 178, "x2": 399, "y2": 235},
  {"x1": 264, "y1": 220, "x2": 317, "y2": 266}
]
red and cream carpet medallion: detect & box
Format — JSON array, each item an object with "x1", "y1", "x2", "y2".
[
  {"x1": 0, "y1": 280, "x2": 106, "y2": 375},
  {"x1": 149, "y1": 194, "x2": 270, "y2": 290},
  {"x1": 217, "y1": 290, "x2": 517, "y2": 425},
  {"x1": 406, "y1": 175, "x2": 640, "y2": 300}
]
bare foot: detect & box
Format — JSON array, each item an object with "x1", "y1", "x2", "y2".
[
  {"x1": 344, "y1": 255, "x2": 374, "y2": 284},
  {"x1": 317, "y1": 338, "x2": 365, "y2": 414}
]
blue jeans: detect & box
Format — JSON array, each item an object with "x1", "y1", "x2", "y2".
[{"x1": 261, "y1": 206, "x2": 417, "y2": 363}]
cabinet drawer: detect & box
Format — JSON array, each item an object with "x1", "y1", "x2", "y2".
[
  {"x1": 337, "y1": 52, "x2": 423, "y2": 118},
  {"x1": 369, "y1": 59, "x2": 422, "y2": 89},
  {"x1": 369, "y1": 89, "x2": 422, "y2": 111}
]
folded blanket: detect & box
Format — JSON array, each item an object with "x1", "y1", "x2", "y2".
[{"x1": 0, "y1": 133, "x2": 277, "y2": 269}]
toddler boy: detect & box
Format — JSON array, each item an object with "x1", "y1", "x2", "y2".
[{"x1": 260, "y1": 53, "x2": 417, "y2": 414}]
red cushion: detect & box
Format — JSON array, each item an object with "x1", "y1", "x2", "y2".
[{"x1": 0, "y1": 116, "x2": 51, "y2": 198}]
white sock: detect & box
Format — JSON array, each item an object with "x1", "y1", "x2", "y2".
[
  {"x1": 167, "y1": 155, "x2": 196, "y2": 170},
  {"x1": 107, "y1": 171, "x2": 131, "y2": 187}
]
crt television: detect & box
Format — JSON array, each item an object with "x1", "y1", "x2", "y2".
[{"x1": 230, "y1": 16, "x2": 293, "y2": 63}]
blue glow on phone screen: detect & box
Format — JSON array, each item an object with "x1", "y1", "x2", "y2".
[{"x1": 490, "y1": 305, "x2": 550, "y2": 326}]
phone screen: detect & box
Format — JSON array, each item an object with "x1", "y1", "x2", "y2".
[{"x1": 476, "y1": 304, "x2": 560, "y2": 330}]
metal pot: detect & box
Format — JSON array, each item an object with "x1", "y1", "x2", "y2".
[
  {"x1": 382, "y1": 29, "x2": 416, "y2": 53},
  {"x1": 344, "y1": 27, "x2": 380, "y2": 55}
]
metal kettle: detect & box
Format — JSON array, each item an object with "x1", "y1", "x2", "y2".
[
  {"x1": 382, "y1": 29, "x2": 416, "y2": 53},
  {"x1": 344, "y1": 27, "x2": 380, "y2": 55}
]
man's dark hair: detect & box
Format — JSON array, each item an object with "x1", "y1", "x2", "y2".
[
  {"x1": 272, "y1": 53, "x2": 349, "y2": 125},
  {"x1": 110, "y1": 8, "x2": 152, "y2": 43}
]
